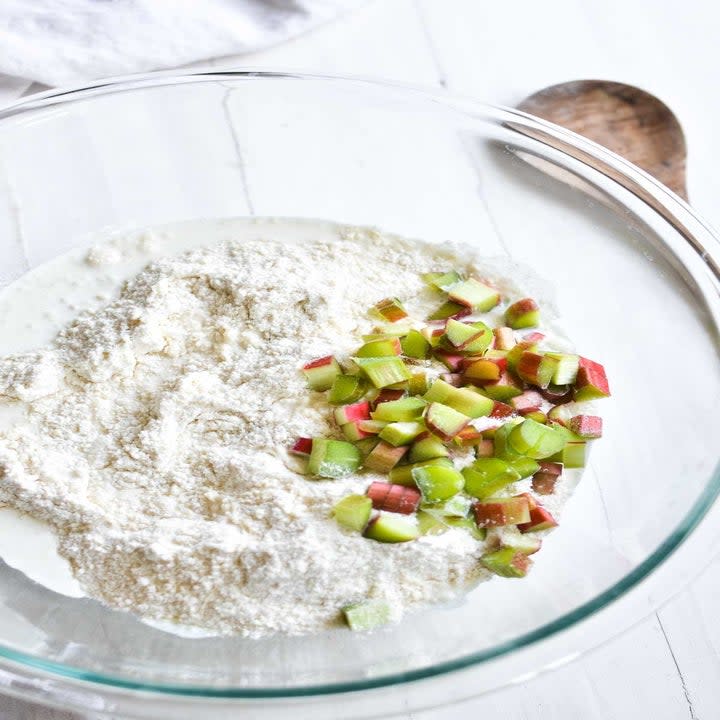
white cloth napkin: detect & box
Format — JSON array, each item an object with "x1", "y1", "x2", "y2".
[{"x1": 0, "y1": 0, "x2": 362, "y2": 88}]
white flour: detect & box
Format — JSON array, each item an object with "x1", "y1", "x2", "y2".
[{"x1": 0, "y1": 218, "x2": 572, "y2": 637}]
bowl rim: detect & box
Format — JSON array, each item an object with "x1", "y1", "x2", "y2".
[{"x1": 0, "y1": 67, "x2": 719, "y2": 700}]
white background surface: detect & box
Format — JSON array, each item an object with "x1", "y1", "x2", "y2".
[{"x1": 1, "y1": 0, "x2": 719, "y2": 718}]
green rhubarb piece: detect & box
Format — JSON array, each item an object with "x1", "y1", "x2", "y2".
[
  {"x1": 506, "y1": 341, "x2": 537, "y2": 374},
  {"x1": 427, "y1": 300, "x2": 468, "y2": 321},
  {"x1": 354, "y1": 356, "x2": 412, "y2": 388},
  {"x1": 356, "y1": 337, "x2": 402, "y2": 358},
  {"x1": 508, "y1": 419, "x2": 567, "y2": 459},
  {"x1": 425, "y1": 402, "x2": 470, "y2": 440},
  {"x1": 417, "y1": 509, "x2": 449, "y2": 536},
  {"x1": 355, "y1": 437, "x2": 380, "y2": 458},
  {"x1": 448, "y1": 278, "x2": 500, "y2": 311},
  {"x1": 342, "y1": 600, "x2": 392, "y2": 631},
  {"x1": 379, "y1": 421, "x2": 425, "y2": 446},
  {"x1": 550, "y1": 438, "x2": 588, "y2": 468},
  {"x1": 328, "y1": 375, "x2": 366, "y2": 405},
  {"x1": 370, "y1": 297, "x2": 408, "y2": 323},
  {"x1": 388, "y1": 457, "x2": 453, "y2": 486},
  {"x1": 509, "y1": 457, "x2": 541, "y2": 479},
  {"x1": 333, "y1": 494, "x2": 373, "y2": 532},
  {"x1": 464, "y1": 321, "x2": 494, "y2": 353},
  {"x1": 364, "y1": 514, "x2": 419, "y2": 543},
  {"x1": 363, "y1": 441, "x2": 408, "y2": 472},
  {"x1": 516, "y1": 352, "x2": 560, "y2": 389},
  {"x1": 308, "y1": 439, "x2": 362, "y2": 478},
  {"x1": 444, "y1": 318, "x2": 481, "y2": 348},
  {"x1": 407, "y1": 372, "x2": 429, "y2": 396},
  {"x1": 302, "y1": 356, "x2": 342, "y2": 391},
  {"x1": 547, "y1": 353, "x2": 580, "y2": 385},
  {"x1": 473, "y1": 496, "x2": 531, "y2": 527},
  {"x1": 424, "y1": 379, "x2": 493, "y2": 418},
  {"x1": 504, "y1": 298, "x2": 540, "y2": 330},
  {"x1": 408, "y1": 436, "x2": 449, "y2": 463},
  {"x1": 341, "y1": 422, "x2": 371, "y2": 442},
  {"x1": 476, "y1": 380, "x2": 522, "y2": 401},
  {"x1": 481, "y1": 547, "x2": 532, "y2": 578},
  {"x1": 462, "y1": 458, "x2": 521, "y2": 499},
  {"x1": 371, "y1": 396, "x2": 426, "y2": 422},
  {"x1": 445, "y1": 515, "x2": 486, "y2": 541},
  {"x1": 411, "y1": 464, "x2": 464, "y2": 503},
  {"x1": 493, "y1": 420, "x2": 524, "y2": 460},
  {"x1": 401, "y1": 330, "x2": 431, "y2": 359},
  {"x1": 422, "y1": 270, "x2": 463, "y2": 291}
]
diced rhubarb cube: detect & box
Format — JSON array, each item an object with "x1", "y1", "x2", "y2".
[
  {"x1": 364, "y1": 514, "x2": 419, "y2": 543},
  {"x1": 475, "y1": 438, "x2": 495, "y2": 458},
  {"x1": 568, "y1": 414, "x2": 603, "y2": 439},
  {"x1": 389, "y1": 457, "x2": 454, "y2": 486},
  {"x1": 424, "y1": 380, "x2": 494, "y2": 418},
  {"x1": 473, "y1": 496, "x2": 531, "y2": 527},
  {"x1": 433, "y1": 348, "x2": 465, "y2": 372},
  {"x1": 408, "y1": 436, "x2": 449, "y2": 462},
  {"x1": 411, "y1": 464, "x2": 465, "y2": 503},
  {"x1": 379, "y1": 421, "x2": 425, "y2": 446},
  {"x1": 357, "y1": 419, "x2": 387, "y2": 434},
  {"x1": 342, "y1": 599, "x2": 392, "y2": 631},
  {"x1": 516, "y1": 351, "x2": 559, "y2": 389},
  {"x1": 462, "y1": 458, "x2": 521, "y2": 499},
  {"x1": 452, "y1": 426, "x2": 486, "y2": 446},
  {"x1": 546, "y1": 353, "x2": 580, "y2": 385},
  {"x1": 532, "y1": 472, "x2": 558, "y2": 495},
  {"x1": 573, "y1": 356, "x2": 611, "y2": 401},
  {"x1": 354, "y1": 356, "x2": 412, "y2": 388},
  {"x1": 546, "y1": 403, "x2": 574, "y2": 426},
  {"x1": 356, "y1": 337, "x2": 402, "y2": 358},
  {"x1": 371, "y1": 396, "x2": 426, "y2": 422},
  {"x1": 511, "y1": 390, "x2": 544, "y2": 415},
  {"x1": 367, "y1": 481, "x2": 421, "y2": 515},
  {"x1": 328, "y1": 374, "x2": 366, "y2": 405},
  {"x1": 504, "y1": 298, "x2": 540, "y2": 329},
  {"x1": 362, "y1": 441, "x2": 409, "y2": 473},
  {"x1": 302, "y1": 355, "x2": 341, "y2": 391},
  {"x1": 448, "y1": 278, "x2": 500, "y2": 311},
  {"x1": 490, "y1": 401, "x2": 515, "y2": 418},
  {"x1": 479, "y1": 371, "x2": 523, "y2": 401},
  {"x1": 341, "y1": 422, "x2": 374, "y2": 442},
  {"x1": 333, "y1": 494, "x2": 373, "y2": 532},
  {"x1": 444, "y1": 318, "x2": 482, "y2": 348},
  {"x1": 481, "y1": 547, "x2": 533, "y2": 578},
  {"x1": 425, "y1": 402, "x2": 470, "y2": 441},
  {"x1": 290, "y1": 437, "x2": 313, "y2": 456},
  {"x1": 493, "y1": 326, "x2": 516, "y2": 350},
  {"x1": 538, "y1": 460, "x2": 563, "y2": 476},
  {"x1": 464, "y1": 358, "x2": 502, "y2": 383},
  {"x1": 400, "y1": 329, "x2": 431, "y2": 359},
  {"x1": 508, "y1": 418, "x2": 566, "y2": 459},
  {"x1": 427, "y1": 301, "x2": 472, "y2": 321},
  {"x1": 422, "y1": 270, "x2": 463, "y2": 291},
  {"x1": 334, "y1": 401, "x2": 371, "y2": 425},
  {"x1": 307, "y1": 438, "x2": 362, "y2": 478},
  {"x1": 370, "y1": 297, "x2": 408, "y2": 323},
  {"x1": 518, "y1": 503, "x2": 558, "y2": 533}
]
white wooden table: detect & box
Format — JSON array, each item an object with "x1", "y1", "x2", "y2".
[{"x1": 1, "y1": 1, "x2": 719, "y2": 717}]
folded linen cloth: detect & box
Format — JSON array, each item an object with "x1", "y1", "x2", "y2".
[{"x1": 0, "y1": 0, "x2": 362, "y2": 87}]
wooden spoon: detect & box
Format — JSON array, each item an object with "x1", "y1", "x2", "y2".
[{"x1": 517, "y1": 80, "x2": 688, "y2": 200}]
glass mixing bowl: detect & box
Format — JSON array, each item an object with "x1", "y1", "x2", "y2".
[{"x1": 0, "y1": 70, "x2": 718, "y2": 719}]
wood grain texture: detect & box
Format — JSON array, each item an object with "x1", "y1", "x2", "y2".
[{"x1": 517, "y1": 80, "x2": 688, "y2": 199}]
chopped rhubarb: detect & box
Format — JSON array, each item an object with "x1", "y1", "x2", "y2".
[
  {"x1": 427, "y1": 300, "x2": 472, "y2": 321},
  {"x1": 568, "y1": 414, "x2": 603, "y2": 439},
  {"x1": 334, "y1": 401, "x2": 371, "y2": 425},
  {"x1": 408, "y1": 436, "x2": 449, "y2": 462},
  {"x1": 518, "y1": 502, "x2": 558, "y2": 533},
  {"x1": 509, "y1": 457, "x2": 541, "y2": 479},
  {"x1": 370, "y1": 297, "x2": 408, "y2": 323},
  {"x1": 328, "y1": 375, "x2": 366, "y2": 405},
  {"x1": 333, "y1": 494, "x2": 373, "y2": 532},
  {"x1": 452, "y1": 426, "x2": 486, "y2": 446},
  {"x1": 422, "y1": 270, "x2": 463, "y2": 291},
  {"x1": 342, "y1": 599, "x2": 392, "y2": 631},
  {"x1": 508, "y1": 418, "x2": 567, "y2": 459},
  {"x1": 504, "y1": 298, "x2": 540, "y2": 329},
  {"x1": 379, "y1": 421, "x2": 425, "y2": 446},
  {"x1": 479, "y1": 371, "x2": 523, "y2": 401},
  {"x1": 511, "y1": 390, "x2": 544, "y2": 414},
  {"x1": 290, "y1": 437, "x2": 313, "y2": 456},
  {"x1": 307, "y1": 438, "x2": 362, "y2": 479},
  {"x1": 524, "y1": 410, "x2": 547, "y2": 424},
  {"x1": 462, "y1": 458, "x2": 521, "y2": 499},
  {"x1": 356, "y1": 337, "x2": 402, "y2": 358},
  {"x1": 493, "y1": 326, "x2": 516, "y2": 350},
  {"x1": 372, "y1": 388, "x2": 406, "y2": 408},
  {"x1": 341, "y1": 422, "x2": 374, "y2": 442},
  {"x1": 546, "y1": 403, "x2": 574, "y2": 426},
  {"x1": 357, "y1": 419, "x2": 387, "y2": 434},
  {"x1": 425, "y1": 402, "x2": 471, "y2": 441},
  {"x1": 354, "y1": 356, "x2": 412, "y2": 388},
  {"x1": 473, "y1": 495, "x2": 531, "y2": 527},
  {"x1": 371, "y1": 396, "x2": 426, "y2": 422},
  {"x1": 424, "y1": 379, "x2": 494, "y2": 418},
  {"x1": 493, "y1": 420, "x2": 524, "y2": 460},
  {"x1": 362, "y1": 441, "x2": 409, "y2": 473},
  {"x1": 400, "y1": 329, "x2": 430, "y2": 359},
  {"x1": 506, "y1": 340, "x2": 537, "y2": 374},
  {"x1": 490, "y1": 400, "x2": 515, "y2": 418},
  {"x1": 448, "y1": 278, "x2": 500, "y2": 311},
  {"x1": 367, "y1": 481, "x2": 421, "y2": 514},
  {"x1": 540, "y1": 384, "x2": 574, "y2": 404},
  {"x1": 574, "y1": 357, "x2": 611, "y2": 401},
  {"x1": 444, "y1": 318, "x2": 482, "y2": 348},
  {"x1": 407, "y1": 373, "x2": 429, "y2": 396},
  {"x1": 433, "y1": 348, "x2": 465, "y2": 371},
  {"x1": 550, "y1": 438, "x2": 587, "y2": 468},
  {"x1": 364, "y1": 514, "x2": 419, "y2": 543},
  {"x1": 531, "y1": 462, "x2": 562, "y2": 495},
  {"x1": 389, "y1": 457, "x2": 454, "y2": 486},
  {"x1": 464, "y1": 358, "x2": 502, "y2": 383},
  {"x1": 474, "y1": 438, "x2": 495, "y2": 458},
  {"x1": 302, "y1": 355, "x2": 341, "y2": 391},
  {"x1": 481, "y1": 547, "x2": 533, "y2": 578},
  {"x1": 516, "y1": 352, "x2": 559, "y2": 389},
  {"x1": 411, "y1": 464, "x2": 465, "y2": 503},
  {"x1": 546, "y1": 353, "x2": 580, "y2": 385}
]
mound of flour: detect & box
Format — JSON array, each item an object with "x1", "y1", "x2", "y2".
[{"x1": 0, "y1": 223, "x2": 534, "y2": 637}]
